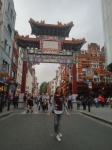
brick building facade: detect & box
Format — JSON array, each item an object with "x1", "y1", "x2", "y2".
[{"x1": 61, "y1": 43, "x2": 112, "y2": 98}]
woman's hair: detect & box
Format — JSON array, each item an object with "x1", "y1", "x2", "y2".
[{"x1": 54, "y1": 86, "x2": 63, "y2": 96}]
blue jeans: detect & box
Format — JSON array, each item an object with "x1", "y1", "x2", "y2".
[{"x1": 54, "y1": 113, "x2": 62, "y2": 134}]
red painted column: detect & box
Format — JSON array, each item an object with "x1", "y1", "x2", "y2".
[
  {"x1": 72, "y1": 64, "x2": 77, "y2": 94},
  {"x1": 21, "y1": 62, "x2": 27, "y2": 93}
]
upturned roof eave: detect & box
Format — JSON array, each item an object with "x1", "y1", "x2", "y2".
[
  {"x1": 29, "y1": 18, "x2": 74, "y2": 37},
  {"x1": 29, "y1": 18, "x2": 74, "y2": 28}
]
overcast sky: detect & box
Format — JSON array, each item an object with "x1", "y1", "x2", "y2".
[{"x1": 13, "y1": 0, "x2": 104, "y2": 85}]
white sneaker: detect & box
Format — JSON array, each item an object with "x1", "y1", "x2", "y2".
[
  {"x1": 59, "y1": 133, "x2": 62, "y2": 138},
  {"x1": 56, "y1": 134, "x2": 61, "y2": 141}
]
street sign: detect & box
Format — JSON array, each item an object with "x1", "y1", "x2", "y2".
[
  {"x1": 0, "y1": 64, "x2": 9, "y2": 77},
  {"x1": 1, "y1": 64, "x2": 8, "y2": 73},
  {"x1": 0, "y1": 74, "x2": 9, "y2": 77}
]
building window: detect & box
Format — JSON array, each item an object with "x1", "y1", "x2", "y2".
[
  {"x1": 102, "y1": 52, "x2": 105, "y2": 56},
  {"x1": 0, "y1": 0, "x2": 2, "y2": 11},
  {"x1": 14, "y1": 42, "x2": 17, "y2": 49},
  {"x1": 103, "y1": 63, "x2": 106, "y2": 69},
  {"x1": 91, "y1": 62, "x2": 99, "y2": 68},
  {"x1": 12, "y1": 70, "x2": 15, "y2": 78},
  {"x1": 10, "y1": 9, "x2": 13, "y2": 19},
  {"x1": 8, "y1": 46, "x2": 11, "y2": 56},
  {"x1": 13, "y1": 16, "x2": 15, "y2": 23},
  {"x1": 96, "y1": 50, "x2": 98, "y2": 56},
  {"x1": 4, "y1": 39, "x2": 7, "y2": 51},
  {"x1": 81, "y1": 51, "x2": 86, "y2": 54},
  {"x1": 51, "y1": 90, "x2": 53, "y2": 95},
  {"x1": 52, "y1": 85, "x2": 54, "y2": 89},
  {"x1": 13, "y1": 56, "x2": 16, "y2": 64},
  {"x1": 8, "y1": 2, "x2": 10, "y2": 12},
  {"x1": 104, "y1": 76, "x2": 111, "y2": 82},
  {"x1": 93, "y1": 75, "x2": 100, "y2": 82},
  {"x1": 7, "y1": 24, "x2": 12, "y2": 36},
  {"x1": 90, "y1": 50, "x2": 93, "y2": 56}
]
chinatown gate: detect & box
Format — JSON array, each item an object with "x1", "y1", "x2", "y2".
[{"x1": 15, "y1": 18, "x2": 86, "y2": 96}]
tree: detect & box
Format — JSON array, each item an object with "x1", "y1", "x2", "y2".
[{"x1": 40, "y1": 82, "x2": 48, "y2": 94}]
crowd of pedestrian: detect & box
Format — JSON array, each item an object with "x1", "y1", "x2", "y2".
[
  {"x1": 5, "y1": 90, "x2": 112, "y2": 113},
  {"x1": 76, "y1": 93, "x2": 112, "y2": 110}
]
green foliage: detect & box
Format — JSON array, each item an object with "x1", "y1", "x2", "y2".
[{"x1": 39, "y1": 82, "x2": 48, "y2": 94}]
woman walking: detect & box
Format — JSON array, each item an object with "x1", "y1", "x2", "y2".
[
  {"x1": 26, "y1": 95, "x2": 34, "y2": 113},
  {"x1": 47, "y1": 86, "x2": 70, "y2": 142}
]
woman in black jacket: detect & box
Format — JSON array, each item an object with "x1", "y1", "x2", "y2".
[{"x1": 26, "y1": 95, "x2": 33, "y2": 113}]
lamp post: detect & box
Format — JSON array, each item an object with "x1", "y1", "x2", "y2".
[
  {"x1": 84, "y1": 65, "x2": 93, "y2": 112},
  {"x1": 88, "y1": 82, "x2": 92, "y2": 112}
]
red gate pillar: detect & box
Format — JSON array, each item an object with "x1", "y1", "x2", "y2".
[
  {"x1": 21, "y1": 61, "x2": 27, "y2": 93},
  {"x1": 72, "y1": 64, "x2": 77, "y2": 94}
]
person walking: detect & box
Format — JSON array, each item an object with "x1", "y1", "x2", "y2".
[
  {"x1": 45, "y1": 93, "x2": 50, "y2": 110},
  {"x1": 81, "y1": 95, "x2": 86, "y2": 110},
  {"x1": 98, "y1": 95, "x2": 105, "y2": 107},
  {"x1": 13, "y1": 94, "x2": 19, "y2": 109},
  {"x1": 23, "y1": 93, "x2": 27, "y2": 109},
  {"x1": 7, "y1": 95, "x2": 12, "y2": 111},
  {"x1": 49, "y1": 95, "x2": 53, "y2": 107},
  {"x1": 94, "y1": 97, "x2": 99, "y2": 108},
  {"x1": 47, "y1": 86, "x2": 70, "y2": 142},
  {"x1": 26, "y1": 95, "x2": 34, "y2": 113},
  {"x1": 67, "y1": 93, "x2": 73, "y2": 111},
  {"x1": 76, "y1": 94, "x2": 81, "y2": 110},
  {"x1": 41, "y1": 93, "x2": 47, "y2": 111}
]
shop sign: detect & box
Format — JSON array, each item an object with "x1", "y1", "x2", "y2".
[{"x1": 0, "y1": 64, "x2": 9, "y2": 77}]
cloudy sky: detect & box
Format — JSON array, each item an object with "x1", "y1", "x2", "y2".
[{"x1": 13, "y1": 0, "x2": 104, "y2": 85}]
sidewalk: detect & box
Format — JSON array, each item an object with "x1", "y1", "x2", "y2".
[
  {"x1": 0, "y1": 103, "x2": 26, "y2": 118},
  {"x1": 79, "y1": 104, "x2": 112, "y2": 126},
  {"x1": 0, "y1": 105, "x2": 13, "y2": 119}
]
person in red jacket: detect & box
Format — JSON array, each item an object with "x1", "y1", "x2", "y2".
[{"x1": 98, "y1": 95, "x2": 105, "y2": 107}]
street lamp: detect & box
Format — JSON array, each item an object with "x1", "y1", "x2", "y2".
[{"x1": 84, "y1": 65, "x2": 93, "y2": 112}]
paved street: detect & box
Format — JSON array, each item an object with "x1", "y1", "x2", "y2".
[{"x1": 0, "y1": 104, "x2": 112, "y2": 150}]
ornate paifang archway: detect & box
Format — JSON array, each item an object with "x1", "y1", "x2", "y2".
[{"x1": 15, "y1": 19, "x2": 86, "y2": 93}]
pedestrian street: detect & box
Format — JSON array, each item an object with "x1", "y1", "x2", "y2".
[{"x1": 0, "y1": 104, "x2": 112, "y2": 150}]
